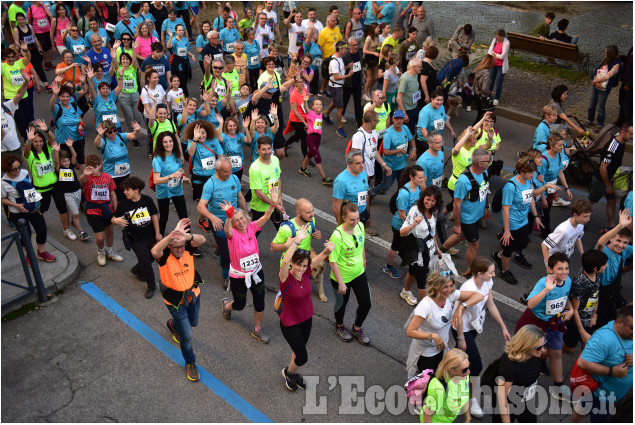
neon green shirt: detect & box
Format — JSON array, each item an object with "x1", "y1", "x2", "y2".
[
  {"x1": 329, "y1": 222, "x2": 365, "y2": 282},
  {"x1": 448, "y1": 146, "x2": 476, "y2": 191},
  {"x1": 272, "y1": 217, "x2": 316, "y2": 264},
  {"x1": 249, "y1": 156, "x2": 281, "y2": 212},
  {"x1": 26, "y1": 144, "x2": 57, "y2": 191},
  {"x1": 423, "y1": 376, "x2": 470, "y2": 423}
]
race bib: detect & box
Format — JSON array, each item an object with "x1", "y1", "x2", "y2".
[
  {"x1": 36, "y1": 161, "x2": 54, "y2": 177},
  {"x1": 412, "y1": 90, "x2": 421, "y2": 103},
  {"x1": 432, "y1": 176, "x2": 442, "y2": 187},
  {"x1": 433, "y1": 118, "x2": 444, "y2": 131},
  {"x1": 215, "y1": 85, "x2": 227, "y2": 97},
  {"x1": 201, "y1": 156, "x2": 216, "y2": 170},
  {"x1": 478, "y1": 183, "x2": 489, "y2": 202},
  {"x1": 546, "y1": 295, "x2": 567, "y2": 316},
  {"x1": 152, "y1": 64, "x2": 165, "y2": 75},
  {"x1": 355, "y1": 29, "x2": 363, "y2": 39},
  {"x1": 249, "y1": 56, "x2": 260, "y2": 66},
  {"x1": 312, "y1": 57, "x2": 322, "y2": 67},
  {"x1": 10, "y1": 74, "x2": 24, "y2": 86},
  {"x1": 376, "y1": 128, "x2": 386, "y2": 139},
  {"x1": 72, "y1": 44, "x2": 84, "y2": 54},
  {"x1": 471, "y1": 309, "x2": 486, "y2": 334},
  {"x1": 167, "y1": 177, "x2": 180, "y2": 188},
  {"x1": 102, "y1": 113, "x2": 117, "y2": 124},
  {"x1": 352, "y1": 61, "x2": 362, "y2": 73},
  {"x1": 313, "y1": 118, "x2": 322, "y2": 131},
  {"x1": 177, "y1": 47, "x2": 187, "y2": 56},
  {"x1": 357, "y1": 191, "x2": 367, "y2": 206},
  {"x1": 58, "y1": 169, "x2": 74, "y2": 182},
  {"x1": 91, "y1": 186, "x2": 110, "y2": 201},
  {"x1": 521, "y1": 188, "x2": 533, "y2": 204},
  {"x1": 426, "y1": 238, "x2": 435, "y2": 257},
  {"x1": 369, "y1": 144, "x2": 377, "y2": 158},
  {"x1": 105, "y1": 22, "x2": 116, "y2": 32},
  {"x1": 37, "y1": 19, "x2": 48, "y2": 28},
  {"x1": 522, "y1": 382, "x2": 537, "y2": 402},
  {"x1": 101, "y1": 36, "x2": 108, "y2": 47},
  {"x1": 123, "y1": 79, "x2": 135, "y2": 91},
  {"x1": 114, "y1": 162, "x2": 130, "y2": 176},
  {"x1": 546, "y1": 178, "x2": 558, "y2": 194},
  {"x1": 23, "y1": 188, "x2": 42, "y2": 203},
  {"x1": 561, "y1": 159, "x2": 569, "y2": 170},
  {"x1": 406, "y1": 51, "x2": 415, "y2": 60},
  {"x1": 213, "y1": 53, "x2": 223, "y2": 62},
  {"x1": 396, "y1": 143, "x2": 408, "y2": 156},
  {"x1": 583, "y1": 293, "x2": 598, "y2": 313},
  {"x1": 240, "y1": 253, "x2": 260, "y2": 271},
  {"x1": 229, "y1": 155, "x2": 242, "y2": 169},
  {"x1": 152, "y1": 91, "x2": 162, "y2": 101},
  {"x1": 23, "y1": 35, "x2": 35, "y2": 44},
  {"x1": 267, "y1": 177, "x2": 280, "y2": 191},
  {"x1": 238, "y1": 102, "x2": 248, "y2": 114},
  {"x1": 226, "y1": 42, "x2": 235, "y2": 52},
  {"x1": 130, "y1": 207, "x2": 151, "y2": 225}
]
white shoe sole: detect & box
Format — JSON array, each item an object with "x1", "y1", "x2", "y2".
[{"x1": 400, "y1": 293, "x2": 417, "y2": 306}]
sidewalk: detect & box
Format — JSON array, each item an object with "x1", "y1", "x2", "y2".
[{"x1": 1, "y1": 215, "x2": 80, "y2": 315}]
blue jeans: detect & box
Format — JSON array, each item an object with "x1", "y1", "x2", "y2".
[
  {"x1": 167, "y1": 295, "x2": 200, "y2": 364},
  {"x1": 587, "y1": 86, "x2": 611, "y2": 126},
  {"x1": 489, "y1": 66, "x2": 505, "y2": 100},
  {"x1": 370, "y1": 167, "x2": 403, "y2": 196}
]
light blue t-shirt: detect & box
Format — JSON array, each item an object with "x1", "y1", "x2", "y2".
[
  {"x1": 378, "y1": 1, "x2": 395, "y2": 23},
  {"x1": 527, "y1": 276, "x2": 572, "y2": 322},
  {"x1": 64, "y1": 37, "x2": 86, "y2": 63},
  {"x1": 599, "y1": 245, "x2": 633, "y2": 287},
  {"x1": 251, "y1": 130, "x2": 275, "y2": 161},
  {"x1": 392, "y1": 184, "x2": 420, "y2": 230},
  {"x1": 501, "y1": 177, "x2": 534, "y2": 231},
  {"x1": 100, "y1": 133, "x2": 130, "y2": 178},
  {"x1": 417, "y1": 150, "x2": 444, "y2": 188},
  {"x1": 195, "y1": 34, "x2": 209, "y2": 61},
  {"x1": 52, "y1": 102, "x2": 82, "y2": 143},
  {"x1": 84, "y1": 28, "x2": 110, "y2": 48},
  {"x1": 581, "y1": 321, "x2": 633, "y2": 401},
  {"x1": 416, "y1": 104, "x2": 447, "y2": 140},
  {"x1": 92, "y1": 92, "x2": 119, "y2": 128},
  {"x1": 364, "y1": 1, "x2": 381, "y2": 25},
  {"x1": 221, "y1": 132, "x2": 247, "y2": 172},
  {"x1": 538, "y1": 151, "x2": 563, "y2": 183},
  {"x1": 625, "y1": 191, "x2": 633, "y2": 216},
  {"x1": 177, "y1": 106, "x2": 204, "y2": 133},
  {"x1": 187, "y1": 138, "x2": 224, "y2": 178},
  {"x1": 140, "y1": 12, "x2": 156, "y2": 22},
  {"x1": 114, "y1": 17, "x2": 142, "y2": 40},
  {"x1": 532, "y1": 120, "x2": 550, "y2": 150},
  {"x1": 382, "y1": 125, "x2": 411, "y2": 172},
  {"x1": 152, "y1": 154, "x2": 184, "y2": 199},
  {"x1": 454, "y1": 171, "x2": 488, "y2": 225},
  {"x1": 201, "y1": 174, "x2": 241, "y2": 224},
  {"x1": 333, "y1": 169, "x2": 370, "y2": 214},
  {"x1": 219, "y1": 28, "x2": 241, "y2": 53},
  {"x1": 161, "y1": 17, "x2": 186, "y2": 37},
  {"x1": 170, "y1": 36, "x2": 190, "y2": 72},
  {"x1": 304, "y1": 41, "x2": 322, "y2": 72},
  {"x1": 244, "y1": 40, "x2": 261, "y2": 70}
]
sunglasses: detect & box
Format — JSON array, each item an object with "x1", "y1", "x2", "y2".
[
  {"x1": 122, "y1": 38, "x2": 131, "y2": 41},
  {"x1": 213, "y1": 66, "x2": 224, "y2": 70},
  {"x1": 439, "y1": 270, "x2": 453, "y2": 277},
  {"x1": 170, "y1": 245, "x2": 186, "y2": 251},
  {"x1": 71, "y1": 29, "x2": 79, "y2": 32},
  {"x1": 460, "y1": 366, "x2": 470, "y2": 374},
  {"x1": 9, "y1": 166, "x2": 21, "y2": 172},
  {"x1": 296, "y1": 249, "x2": 311, "y2": 256},
  {"x1": 535, "y1": 343, "x2": 546, "y2": 351},
  {"x1": 106, "y1": 129, "x2": 117, "y2": 134}
]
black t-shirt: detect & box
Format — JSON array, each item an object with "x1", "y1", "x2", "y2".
[
  {"x1": 150, "y1": 5, "x2": 168, "y2": 35},
  {"x1": 595, "y1": 137, "x2": 626, "y2": 180},
  {"x1": 548, "y1": 31, "x2": 573, "y2": 44},
  {"x1": 115, "y1": 194, "x2": 159, "y2": 241},
  {"x1": 252, "y1": 96, "x2": 282, "y2": 125},
  {"x1": 420, "y1": 61, "x2": 438, "y2": 97},
  {"x1": 342, "y1": 51, "x2": 363, "y2": 87},
  {"x1": 201, "y1": 43, "x2": 224, "y2": 62},
  {"x1": 498, "y1": 355, "x2": 540, "y2": 388},
  {"x1": 56, "y1": 166, "x2": 81, "y2": 194}
]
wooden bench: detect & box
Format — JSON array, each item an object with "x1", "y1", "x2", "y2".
[{"x1": 507, "y1": 32, "x2": 589, "y2": 72}]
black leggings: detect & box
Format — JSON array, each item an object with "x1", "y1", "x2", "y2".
[
  {"x1": 280, "y1": 317, "x2": 312, "y2": 367},
  {"x1": 416, "y1": 350, "x2": 444, "y2": 375},
  {"x1": 28, "y1": 45, "x2": 47, "y2": 83},
  {"x1": 286, "y1": 121, "x2": 308, "y2": 157},
  {"x1": 157, "y1": 195, "x2": 189, "y2": 235},
  {"x1": 330, "y1": 273, "x2": 372, "y2": 328},
  {"x1": 39, "y1": 186, "x2": 67, "y2": 214},
  {"x1": 451, "y1": 328, "x2": 483, "y2": 376},
  {"x1": 8, "y1": 211, "x2": 47, "y2": 245},
  {"x1": 540, "y1": 197, "x2": 554, "y2": 238},
  {"x1": 176, "y1": 9, "x2": 192, "y2": 37},
  {"x1": 131, "y1": 238, "x2": 156, "y2": 289},
  {"x1": 248, "y1": 68, "x2": 260, "y2": 92},
  {"x1": 309, "y1": 70, "x2": 319, "y2": 95},
  {"x1": 229, "y1": 269, "x2": 266, "y2": 312},
  {"x1": 446, "y1": 188, "x2": 455, "y2": 212}
]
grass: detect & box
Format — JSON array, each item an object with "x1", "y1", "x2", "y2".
[{"x1": 508, "y1": 55, "x2": 590, "y2": 84}]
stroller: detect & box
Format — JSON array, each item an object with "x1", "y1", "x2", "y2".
[{"x1": 565, "y1": 117, "x2": 618, "y2": 186}]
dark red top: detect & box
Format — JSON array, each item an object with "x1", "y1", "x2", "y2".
[{"x1": 279, "y1": 267, "x2": 314, "y2": 327}]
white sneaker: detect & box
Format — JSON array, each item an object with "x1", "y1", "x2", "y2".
[
  {"x1": 466, "y1": 105, "x2": 471, "y2": 112},
  {"x1": 64, "y1": 229, "x2": 77, "y2": 241},
  {"x1": 400, "y1": 289, "x2": 418, "y2": 306},
  {"x1": 341, "y1": 116, "x2": 347, "y2": 123},
  {"x1": 107, "y1": 250, "x2": 124, "y2": 262},
  {"x1": 493, "y1": 99, "x2": 499, "y2": 106},
  {"x1": 362, "y1": 94, "x2": 371, "y2": 102},
  {"x1": 552, "y1": 198, "x2": 571, "y2": 207},
  {"x1": 97, "y1": 249, "x2": 107, "y2": 266},
  {"x1": 470, "y1": 397, "x2": 484, "y2": 418}
]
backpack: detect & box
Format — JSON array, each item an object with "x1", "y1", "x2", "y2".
[
  {"x1": 344, "y1": 130, "x2": 364, "y2": 157},
  {"x1": 480, "y1": 354, "x2": 505, "y2": 392},
  {"x1": 187, "y1": 143, "x2": 217, "y2": 174},
  {"x1": 281, "y1": 219, "x2": 315, "y2": 237},
  {"x1": 460, "y1": 169, "x2": 489, "y2": 202},
  {"x1": 148, "y1": 169, "x2": 156, "y2": 191},
  {"x1": 3, "y1": 178, "x2": 41, "y2": 212},
  {"x1": 51, "y1": 101, "x2": 79, "y2": 130},
  {"x1": 491, "y1": 180, "x2": 517, "y2": 213},
  {"x1": 389, "y1": 187, "x2": 408, "y2": 214}
]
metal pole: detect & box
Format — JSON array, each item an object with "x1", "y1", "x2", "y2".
[{"x1": 17, "y1": 218, "x2": 47, "y2": 303}]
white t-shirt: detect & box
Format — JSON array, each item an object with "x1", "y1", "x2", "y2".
[
  {"x1": 412, "y1": 290, "x2": 461, "y2": 357},
  {"x1": 287, "y1": 23, "x2": 306, "y2": 54},
  {"x1": 1, "y1": 170, "x2": 29, "y2": 213},
  {"x1": 166, "y1": 88, "x2": 185, "y2": 113},
  {"x1": 402, "y1": 207, "x2": 437, "y2": 265},
  {"x1": 302, "y1": 19, "x2": 324, "y2": 35},
  {"x1": 328, "y1": 56, "x2": 345, "y2": 88},
  {"x1": 264, "y1": 9, "x2": 278, "y2": 40},
  {"x1": 140, "y1": 85, "x2": 166, "y2": 118},
  {"x1": 351, "y1": 128, "x2": 379, "y2": 177},
  {"x1": 453, "y1": 278, "x2": 493, "y2": 333},
  {"x1": 254, "y1": 25, "x2": 273, "y2": 58},
  {"x1": 543, "y1": 219, "x2": 585, "y2": 258},
  {"x1": 1, "y1": 100, "x2": 20, "y2": 152}
]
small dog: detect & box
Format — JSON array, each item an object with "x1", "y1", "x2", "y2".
[
  {"x1": 310, "y1": 248, "x2": 327, "y2": 302},
  {"x1": 445, "y1": 96, "x2": 462, "y2": 117}
]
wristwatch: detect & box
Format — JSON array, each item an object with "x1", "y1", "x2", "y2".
[
  {"x1": 427, "y1": 333, "x2": 433, "y2": 341},
  {"x1": 461, "y1": 302, "x2": 468, "y2": 309}
]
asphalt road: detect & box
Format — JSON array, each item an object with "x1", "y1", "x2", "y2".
[{"x1": 1, "y1": 63, "x2": 631, "y2": 423}]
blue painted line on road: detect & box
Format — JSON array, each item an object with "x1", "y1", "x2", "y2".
[{"x1": 80, "y1": 282, "x2": 273, "y2": 423}]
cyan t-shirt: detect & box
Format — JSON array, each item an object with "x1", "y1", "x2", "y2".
[
  {"x1": 453, "y1": 171, "x2": 488, "y2": 225},
  {"x1": 52, "y1": 102, "x2": 82, "y2": 143},
  {"x1": 528, "y1": 276, "x2": 572, "y2": 322},
  {"x1": 333, "y1": 169, "x2": 369, "y2": 214},
  {"x1": 65, "y1": 37, "x2": 86, "y2": 63},
  {"x1": 501, "y1": 178, "x2": 534, "y2": 230},
  {"x1": 201, "y1": 173, "x2": 241, "y2": 232},
  {"x1": 417, "y1": 150, "x2": 444, "y2": 188},
  {"x1": 195, "y1": 34, "x2": 209, "y2": 61},
  {"x1": 532, "y1": 120, "x2": 550, "y2": 150},
  {"x1": 221, "y1": 132, "x2": 246, "y2": 172},
  {"x1": 416, "y1": 104, "x2": 446, "y2": 140},
  {"x1": 152, "y1": 154, "x2": 184, "y2": 199},
  {"x1": 187, "y1": 138, "x2": 224, "y2": 178},
  {"x1": 244, "y1": 40, "x2": 261, "y2": 70},
  {"x1": 219, "y1": 28, "x2": 241, "y2": 53},
  {"x1": 84, "y1": 28, "x2": 110, "y2": 48},
  {"x1": 92, "y1": 91, "x2": 119, "y2": 128},
  {"x1": 599, "y1": 245, "x2": 633, "y2": 287},
  {"x1": 392, "y1": 184, "x2": 420, "y2": 230},
  {"x1": 382, "y1": 125, "x2": 411, "y2": 171},
  {"x1": 625, "y1": 191, "x2": 633, "y2": 216},
  {"x1": 538, "y1": 151, "x2": 563, "y2": 183},
  {"x1": 251, "y1": 130, "x2": 275, "y2": 161},
  {"x1": 100, "y1": 133, "x2": 130, "y2": 178}
]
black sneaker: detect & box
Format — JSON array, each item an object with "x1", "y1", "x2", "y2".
[
  {"x1": 499, "y1": 270, "x2": 518, "y2": 285},
  {"x1": 145, "y1": 286, "x2": 155, "y2": 299},
  {"x1": 512, "y1": 254, "x2": 532, "y2": 269},
  {"x1": 491, "y1": 250, "x2": 503, "y2": 270},
  {"x1": 293, "y1": 372, "x2": 306, "y2": 390},
  {"x1": 132, "y1": 140, "x2": 140, "y2": 149},
  {"x1": 282, "y1": 367, "x2": 297, "y2": 391},
  {"x1": 192, "y1": 247, "x2": 202, "y2": 257},
  {"x1": 540, "y1": 359, "x2": 551, "y2": 376}
]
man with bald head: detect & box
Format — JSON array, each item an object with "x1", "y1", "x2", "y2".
[
  {"x1": 271, "y1": 198, "x2": 322, "y2": 263},
  {"x1": 344, "y1": 8, "x2": 364, "y2": 45},
  {"x1": 409, "y1": 6, "x2": 436, "y2": 46},
  {"x1": 114, "y1": 6, "x2": 142, "y2": 40},
  {"x1": 82, "y1": 33, "x2": 113, "y2": 74},
  {"x1": 317, "y1": 14, "x2": 342, "y2": 96}
]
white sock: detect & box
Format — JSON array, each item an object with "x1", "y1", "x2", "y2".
[{"x1": 106, "y1": 246, "x2": 113, "y2": 254}]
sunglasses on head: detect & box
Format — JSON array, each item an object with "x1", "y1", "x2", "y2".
[{"x1": 439, "y1": 270, "x2": 453, "y2": 278}]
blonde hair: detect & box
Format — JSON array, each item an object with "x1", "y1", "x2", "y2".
[
  {"x1": 425, "y1": 270, "x2": 455, "y2": 299},
  {"x1": 435, "y1": 349, "x2": 469, "y2": 383},
  {"x1": 505, "y1": 325, "x2": 544, "y2": 362},
  {"x1": 542, "y1": 104, "x2": 558, "y2": 117}
]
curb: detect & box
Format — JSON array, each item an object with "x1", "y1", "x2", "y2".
[
  {"x1": 492, "y1": 106, "x2": 542, "y2": 127},
  {"x1": 47, "y1": 237, "x2": 81, "y2": 292}
]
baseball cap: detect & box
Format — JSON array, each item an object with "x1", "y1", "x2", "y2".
[
  {"x1": 393, "y1": 110, "x2": 406, "y2": 118},
  {"x1": 259, "y1": 82, "x2": 278, "y2": 93}
]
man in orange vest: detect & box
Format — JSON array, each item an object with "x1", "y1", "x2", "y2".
[{"x1": 151, "y1": 218, "x2": 206, "y2": 382}]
